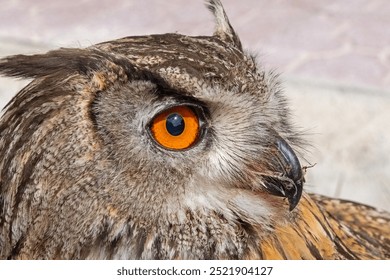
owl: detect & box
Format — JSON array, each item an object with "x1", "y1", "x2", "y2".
[{"x1": 0, "y1": 0, "x2": 389, "y2": 260}]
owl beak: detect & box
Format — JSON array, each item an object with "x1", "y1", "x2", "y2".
[{"x1": 263, "y1": 138, "x2": 304, "y2": 211}]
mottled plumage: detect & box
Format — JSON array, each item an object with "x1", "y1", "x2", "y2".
[{"x1": 0, "y1": 0, "x2": 389, "y2": 259}]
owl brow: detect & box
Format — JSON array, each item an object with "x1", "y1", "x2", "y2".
[{"x1": 87, "y1": 49, "x2": 199, "y2": 101}]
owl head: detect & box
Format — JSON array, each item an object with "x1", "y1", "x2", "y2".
[{"x1": 0, "y1": 0, "x2": 305, "y2": 259}]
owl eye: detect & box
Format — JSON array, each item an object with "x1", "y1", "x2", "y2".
[{"x1": 150, "y1": 106, "x2": 200, "y2": 150}]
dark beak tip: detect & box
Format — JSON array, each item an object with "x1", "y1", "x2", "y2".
[{"x1": 288, "y1": 182, "x2": 303, "y2": 211}]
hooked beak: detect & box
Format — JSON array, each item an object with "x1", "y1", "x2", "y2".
[{"x1": 263, "y1": 137, "x2": 304, "y2": 211}]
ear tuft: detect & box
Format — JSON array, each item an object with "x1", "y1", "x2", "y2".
[
  {"x1": 206, "y1": 0, "x2": 243, "y2": 51},
  {"x1": 0, "y1": 48, "x2": 107, "y2": 79}
]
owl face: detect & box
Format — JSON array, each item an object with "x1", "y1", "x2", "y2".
[
  {"x1": 0, "y1": 0, "x2": 304, "y2": 259},
  {"x1": 90, "y1": 32, "x2": 303, "y2": 217}
]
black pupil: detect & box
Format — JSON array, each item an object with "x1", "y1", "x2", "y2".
[{"x1": 166, "y1": 113, "x2": 185, "y2": 136}]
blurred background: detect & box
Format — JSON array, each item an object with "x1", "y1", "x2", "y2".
[{"x1": 1, "y1": 0, "x2": 389, "y2": 211}]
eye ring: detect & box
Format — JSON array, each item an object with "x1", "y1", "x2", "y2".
[{"x1": 150, "y1": 105, "x2": 200, "y2": 150}]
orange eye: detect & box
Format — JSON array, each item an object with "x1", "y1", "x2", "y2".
[{"x1": 150, "y1": 106, "x2": 200, "y2": 150}]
